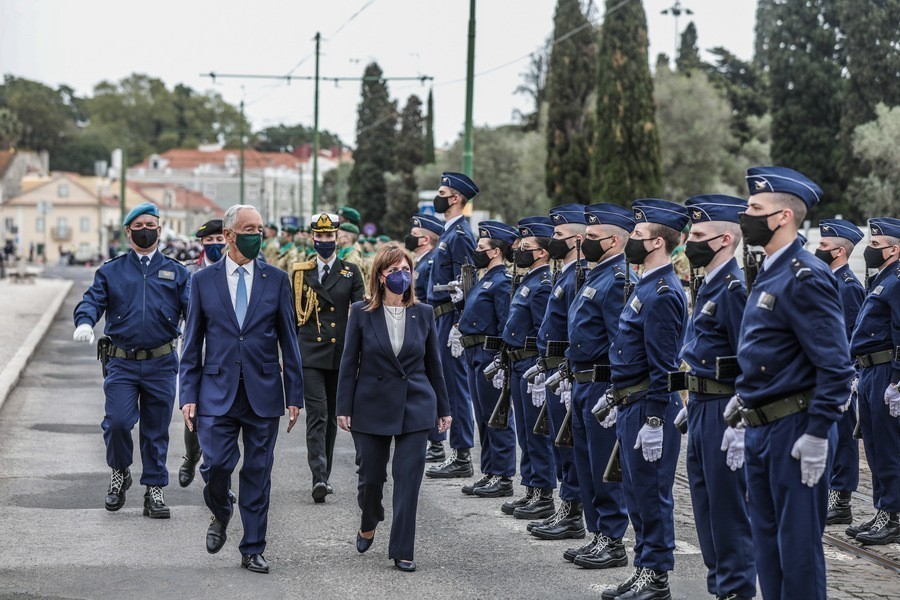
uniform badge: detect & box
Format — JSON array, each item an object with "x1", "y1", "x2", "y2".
[
  {"x1": 630, "y1": 296, "x2": 643, "y2": 313},
  {"x1": 756, "y1": 292, "x2": 776, "y2": 311},
  {"x1": 438, "y1": 241, "x2": 448, "y2": 252},
  {"x1": 873, "y1": 285, "x2": 884, "y2": 296},
  {"x1": 482, "y1": 281, "x2": 493, "y2": 289},
  {"x1": 553, "y1": 286, "x2": 564, "y2": 300},
  {"x1": 701, "y1": 300, "x2": 717, "y2": 316},
  {"x1": 754, "y1": 180, "x2": 767, "y2": 191},
  {"x1": 158, "y1": 270, "x2": 175, "y2": 280},
  {"x1": 582, "y1": 286, "x2": 597, "y2": 299},
  {"x1": 341, "y1": 269, "x2": 352, "y2": 278},
  {"x1": 519, "y1": 285, "x2": 531, "y2": 298}
]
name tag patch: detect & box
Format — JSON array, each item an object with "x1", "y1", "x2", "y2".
[
  {"x1": 756, "y1": 292, "x2": 776, "y2": 311},
  {"x1": 158, "y1": 270, "x2": 175, "y2": 280},
  {"x1": 482, "y1": 281, "x2": 493, "y2": 289},
  {"x1": 438, "y1": 241, "x2": 448, "y2": 252},
  {"x1": 873, "y1": 285, "x2": 884, "y2": 296},
  {"x1": 630, "y1": 296, "x2": 643, "y2": 313},
  {"x1": 701, "y1": 300, "x2": 717, "y2": 317},
  {"x1": 553, "y1": 286, "x2": 564, "y2": 300},
  {"x1": 519, "y1": 285, "x2": 531, "y2": 298},
  {"x1": 582, "y1": 286, "x2": 597, "y2": 300}
]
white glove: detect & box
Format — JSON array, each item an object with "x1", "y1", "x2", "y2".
[
  {"x1": 841, "y1": 378, "x2": 856, "y2": 413},
  {"x1": 600, "y1": 405, "x2": 617, "y2": 428},
  {"x1": 674, "y1": 406, "x2": 688, "y2": 431},
  {"x1": 448, "y1": 327, "x2": 463, "y2": 358},
  {"x1": 723, "y1": 394, "x2": 741, "y2": 424},
  {"x1": 73, "y1": 323, "x2": 95, "y2": 344},
  {"x1": 634, "y1": 423, "x2": 664, "y2": 462},
  {"x1": 593, "y1": 390, "x2": 617, "y2": 428},
  {"x1": 720, "y1": 426, "x2": 745, "y2": 471},
  {"x1": 559, "y1": 378, "x2": 572, "y2": 411},
  {"x1": 885, "y1": 383, "x2": 900, "y2": 418},
  {"x1": 449, "y1": 282, "x2": 464, "y2": 304},
  {"x1": 492, "y1": 368, "x2": 506, "y2": 390},
  {"x1": 790, "y1": 433, "x2": 829, "y2": 487},
  {"x1": 524, "y1": 364, "x2": 542, "y2": 381},
  {"x1": 531, "y1": 373, "x2": 547, "y2": 407}
]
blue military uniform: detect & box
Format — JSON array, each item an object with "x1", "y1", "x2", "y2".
[
  {"x1": 74, "y1": 202, "x2": 190, "y2": 495},
  {"x1": 564, "y1": 204, "x2": 633, "y2": 566},
  {"x1": 457, "y1": 221, "x2": 517, "y2": 486},
  {"x1": 607, "y1": 199, "x2": 688, "y2": 580},
  {"x1": 680, "y1": 195, "x2": 756, "y2": 599},
  {"x1": 736, "y1": 167, "x2": 853, "y2": 600},
  {"x1": 848, "y1": 217, "x2": 900, "y2": 543}
]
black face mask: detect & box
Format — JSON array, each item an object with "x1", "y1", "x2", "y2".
[
  {"x1": 404, "y1": 234, "x2": 421, "y2": 252},
  {"x1": 624, "y1": 238, "x2": 653, "y2": 265},
  {"x1": 581, "y1": 236, "x2": 613, "y2": 263},
  {"x1": 433, "y1": 194, "x2": 452, "y2": 214},
  {"x1": 515, "y1": 248, "x2": 539, "y2": 269},
  {"x1": 548, "y1": 236, "x2": 574, "y2": 260},
  {"x1": 814, "y1": 247, "x2": 838, "y2": 266},
  {"x1": 684, "y1": 235, "x2": 725, "y2": 269},
  {"x1": 739, "y1": 210, "x2": 783, "y2": 247},
  {"x1": 130, "y1": 228, "x2": 158, "y2": 249},
  {"x1": 864, "y1": 245, "x2": 889, "y2": 270},
  {"x1": 472, "y1": 249, "x2": 492, "y2": 269}
]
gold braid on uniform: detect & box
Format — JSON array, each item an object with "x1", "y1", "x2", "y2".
[{"x1": 290, "y1": 258, "x2": 321, "y2": 330}]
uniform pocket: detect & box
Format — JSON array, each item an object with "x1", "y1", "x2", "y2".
[{"x1": 262, "y1": 362, "x2": 281, "y2": 374}]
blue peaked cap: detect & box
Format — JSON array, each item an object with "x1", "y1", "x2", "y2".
[
  {"x1": 550, "y1": 203, "x2": 587, "y2": 226},
  {"x1": 441, "y1": 172, "x2": 479, "y2": 199},
  {"x1": 411, "y1": 213, "x2": 444, "y2": 236},
  {"x1": 746, "y1": 166, "x2": 822, "y2": 209},
  {"x1": 123, "y1": 202, "x2": 159, "y2": 227},
  {"x1": 869, "y1": 217, "x2": 900, "y2": 239},
  {"x1": 584, "y1": 203, "x2": 635, "y2": 232},
  {"x1": 819, "y1": 219, "x2": 864, "y2": 245},
  {"x1": 477, "y1": 220, "x2": 518, "y2": 245},
  {"x1": 632, "y1": 198, "x2": 690, "y2": 231},
  {"x1": 685, "y1": 194, "x2": 745, "y2": 224},
  {"x1": 518, "y1": 216, "x2": 554, "y2": 239}
]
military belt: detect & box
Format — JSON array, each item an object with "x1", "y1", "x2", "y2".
[
  {"x1": 856, "y1": 348, "x2": 894, "y2": 369},
  {"x1": 669, "y1": 373, "x2": 734, "y2": 396},
  {"x1": 740, "y1": 390, "x2": 814, "y2": 428},
  {"x1": 573, "y1": 370, "x2": 594, "y2": 384},
  {"x1": 573, "y1": 365, "x2": 612, "y2": 384},
  {"x1": 508, "y1": 347, "x2": 538, "y2": 362},
  {"x1": 482, "y1": 336, "x2": 504, "y2": 352},
  {"x1": 109, "y1": 341, "x2": 176, "y2": 361},
  {"x1": 539, "y1": 356, "x2": 566, "y2": 370},
  {"x1": 460, "y1": 334, "x2": 486, "y2": 349},
  {"x1": 611, "y1": 379, "x2": 650, "y2": 405},
  {"x1": 433, "y1": 301, "x2": 456, "y2": 318}
]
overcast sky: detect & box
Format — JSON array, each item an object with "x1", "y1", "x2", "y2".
[{"x1": 1, "y1": 0, "x2": 758, "y2": 150}]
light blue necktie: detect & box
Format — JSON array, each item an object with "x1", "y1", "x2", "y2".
[
  {"x1": 140, "y1": 255, "x2": 149, "y2": 275},
  {"x1": 235, "y1": 266, "x2": 248, "y2": 327}
]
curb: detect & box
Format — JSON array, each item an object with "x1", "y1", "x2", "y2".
[{"x1": 0, "y1": 280, "x2": 74, "y2": 412}]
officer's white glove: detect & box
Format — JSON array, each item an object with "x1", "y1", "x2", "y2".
[
  {"x1": 674, "y1": 406, "x2": 688, "y2": 431},
  {"x1": 723, "y1": 394, "x2": 741, "y2": 425},
  {"x1": 720, "y1": 426, "x2": 746, "y2": 471},
  {"x1": 524, "y1": 364, "x2": 542, "y2": 381},
  {"x1": 448, "y1": 326, "x2": 464, "y2": 358},
  {"x1": 601, "y1": 405, "x2": 617, "y2": 428},
  {"x1": 790, "y1": 433, "x2": 829, "y2": 487},
  {"x1": 634, "y1": 423, "x2": 664, "y2": 462},
  {"x1": 841, "y1": 377, "x2": 857, "y2": 412},
  {"x1": 492, "y1": 368, "x2": 506, "y2": 390},
  {"x1": 73, "y1": 323, "x2": 95, "y2": 344},
  {"x1": 885, "y1": 383, "x2": 900, "y2": 418},
  {"x1": 559, "y1": 378, "x2": 572, "y2": 411},
  {"x1": 531, "y1": 373, "x2": 547, "y2": 407},
  {"x1": 594, "y1": 390, "x2": 617, "y2": 428},
  {"x1": 449, "y1": 282, "x2": 464, "y2": 304}
]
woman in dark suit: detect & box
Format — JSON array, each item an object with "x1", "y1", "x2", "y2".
[{"x1": 337, "y1": 242, "x2": 452, "y2": 572}]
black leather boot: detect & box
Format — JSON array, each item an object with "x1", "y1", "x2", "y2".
[
  {"x1": 501, "y1": 486, "x2": 535, "y2": 515},
  {"x1": 846, "y1": 510, "x2": 883, "y2": 538},
  {"x1": 617, "y1": 568, "x2": 671, "y2": 600},
  {"x1": 425, "y1": 448, "x2": 474, "y2": 479},
  {"x1": 564, "y1": 532, "x2": 599, "y2": 562},
  {"x1": 425, "y1": 441, "x2": 446, "y2": 463},
  {"x1": 462, "y1": 474, "x2": 492, "y2": 495},
  {"x1": 856, "y1": 512, "x2": 900, "y2": 546},
  {"x1": 825, "y1": 489, "x2": 852, "y2": 525},
  {"x1": 514, "y1": 488, "x2": 555, "y2": 520},
  {"x1": 104, "y1": 468, "x2": 132, "y2": 511},
  {"x1": 573, "y1": 534, "x2": 628, "y2": 569},
  {"x1": 602, "y1": 566, "x2": 644, "y2": 600},
  {"x1": 473, "y1": 476, "x2": 514, "y2": 498},
  {"x1": 530, "y1": 500, "x2": 586, "y2": 540},
  {"x1": 143, "y1": 485, "x2": 170, "y2": 519}
]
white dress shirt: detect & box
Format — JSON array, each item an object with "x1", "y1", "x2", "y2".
[
  {"x1": 317, "y1": 254, "x2": 337, "y2": 282},
  {"x1": 135, "y1": 248, "x2": 158, "y2": 264},
  {"x1": 444, "y1": 215, "x2": 463, "y2": 231},
  {"x1": 224, "y1": 254, "x2": 254, "y2": 311},
  {"x1": 761, "y1": 241, "x2": 793, "y2": 271}
]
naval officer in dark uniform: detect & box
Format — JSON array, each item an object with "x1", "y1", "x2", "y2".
[{"x1": 73, "y1": 201, "x2": 190, "y2": 518}]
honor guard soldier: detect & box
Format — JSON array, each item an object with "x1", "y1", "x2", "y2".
[
  {"x1": 450, "y1": 221, "x2": 517, "y2": 497},
  {"x1": 526, "y1": 204, "x2": 588, "y2": 541},
  {"x1": 677, "y1": 195, "x2": 756, "y2": 600},
  {"x1": 729, "y1": 166, "x2": 853, "y2": 600},
  {"x1": 178, "y1": 219, "x2": 226, "y2": 488},
  {"x1": 337, "y1": 222, "x2": 366, "y2": 269},
  {"x1": 73, "y1": 202, "x2": 190, "y2": 517},
  {"x1": 425, "y1": 172, "x2": 478, "y2": 479},
  {"x1": 563, "y1": 204, "x2": 633, "y2": 569},
  {"x1": 847, "y1": 217, "x2": 900, "y2": 545},
  {"x1": 600, "y1": 198, "x2": 689, "y2": 600},
  {"x1": 500, "y1": 217, "x2": 557, "y2": 519},
  {"x1": 276, "y1": 224, "x2": 299, "y2": 271},
  {"x1": 262, "y1": 222, "x2": 280, "y2": 264},
  {"x1": 407, "y1": 213, "x2": 449, "y2": 462},
  {"x1": 291, "y1": 213, "x2": 365, "y2": 502},
  {"x1": 814, "y1": 219, "x2": 865, "y2": 525}
]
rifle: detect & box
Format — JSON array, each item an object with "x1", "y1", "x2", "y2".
[
  {"x1": 554, "y1": 243, "x2": 585, "y2": 448},
  {"x1": 742, "y1": 244, "x2": 764, "y2": 292},
  {"x1": 97, "y1": 337, "x2": 112, "y2": 378},
  {"x1": 689, "y1": 267, "x2": 704, "y2": 308},
  {"x1": 487, "y1": 263, "x2": 519, "y2": 430},
  {"x1": 603, "y1": 440, "x2": 623, "y2": 483},
  {"x1": 432, "y1": 258, "x2": 476, "y2": 296}
]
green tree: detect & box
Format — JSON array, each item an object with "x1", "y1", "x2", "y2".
[
  {"x1": 319, "y1": 161, "x2": 353, "y2": 211},
  {"x1": 253, "y1": 123, "x2": 343, "y2": 153},
  {"x1": 545, "y1": 0, "x2": 596, "y2": 204},
  {"x1": 384, "y1": 95, "x2": 427, "y2": 237},
  {"x1": 592, "y1": 0, "x2": 662, "y2": 201},
  {"x1": 704, "y1": 47, "x2": 769, "y2": 144},
  {"x1": 0, "y1": 108, "x2": 23, "y2": 150},
  {"x1": 52, "y1": 131, "x2": 112, "y2": 175},
  {"x1": 424, "y1": 89, "x2": 436, "y2": 164},
  {"x1": 676, "y1": 21, "x2": 702, "y2": 73},
  {"x1": 347, "y1": 63, "x2": 398, "y2": 226},
  {"x1": 514, "y1": 43, "x2": 551, "y2": 132},
  {"x1": 846, "y1": 103, "x2": 900, "y2": 218},
  {"x1": 0, "y1": 76, "x2": 77, "y2": 156},
  {"x1": 382, "y1": 172, "x2": 421, "y2": 239},
  {"x1": 395, "y1": 95, "x2": 425, "y2": 178}
]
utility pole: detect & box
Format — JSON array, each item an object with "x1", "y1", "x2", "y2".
[
  {"x1": 313, "y1": 32, "x2": 321, "y2": 215},
  {"x1": 661, "y1": 1, "x2": 694, "y2": 60},
  {"x1": 120, "y1": 148, "x2": 126, "y2": 222},
  {"x1": 239, "y1": 100, "x2": 245, "y2": 204},
  {"x1": 462, "y1": 0, "x2": 476, "y2": 178}
]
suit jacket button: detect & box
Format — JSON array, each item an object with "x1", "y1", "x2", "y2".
[{"x1": 239, "y1": 336, "x2": 244, "y2": 340}]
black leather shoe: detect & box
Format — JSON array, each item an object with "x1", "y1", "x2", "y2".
[
  {"x1": 143, "y1": 485, "x2": 170, "y2": 519},
  {"x1": 531, "y1": 501, "x2": 586, "y2": 540},
  {"x1": 846, "y1": 510, "x2": 882, "y2": 537},
  {"x1": 356, "y1": 531, "x2": 375, "y2": 553},
  {"x1": 312, "y1": 482, "x2": 328, "y2": 503},
  {"x1": 717, "y1": 594, "x2": 752, "y2": 600},
  {"x1": 617, "y1": 568, "x2": 670, "y2": 600},
  {"x1": 241, "y1": 553, "x2": 269, "y2": 574},
  {"x1": 514, "y1": 489, "x2": 555, "y2": 520},
  {"x1": 856, "y1": 512, "x2": 900, "y2": 546},
  {"x1": 425, "y1": 441, "x2": 446, "y2": 463},
  {"x1": 394, "y1": 559, "x2": 416, "y2": 572},
  {"x1": 462, "y1": 474, "x2": 492, "y2": 495},
  {"x1": 501, "y1": 487, "x2": 535, "y2": 515},
  {"x1": 425, "y1": 449, "x2": 474, "y2": 479},
  {"x1": 207, "y1": 516, "x2": 228, "y2": 554},
  {"x1": 602, "y1": 566, "x2": 644, "y2": 600},
  {"x1": 178, "y1": 456, "x2": 199, "y2": 488},
  {"x1": 826, "y1": 489, "x2": 853, "y2": 525},
  {"x1": 573, "y1": 534, "x2": 628, "y2": 569},
  {"x1": 474, "y1": 476, "x2": 514, "y2": 498},
  {"x1": 105, "y1": 469, "x2": 132, "y2": 512},
  {"x1": 564, "y1": 533, "x2": 599, "y2": 562}
]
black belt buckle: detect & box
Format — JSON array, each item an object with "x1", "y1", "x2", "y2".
[
  {"x1": 715, "y1": 356, "x2": 741, "y2": 380},
  {"x1": 524, "y1": 337, "x2": 538, "y2": 352},
  {"x1": 547, "y1": 340, "x2": 569, "y2": 357},
  {"x1": 592, "y1": 364, "x2": 611, "y2": 383},
  {"x1": 668, "y1": 371, "x2": 689, "y2": 392},
  {"x1": 483, "y1": 336, "x2": 504, "y2": 352}
]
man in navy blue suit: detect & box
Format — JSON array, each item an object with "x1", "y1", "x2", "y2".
[{"x1": 180, "y1": 204, "x2": 304, "y2": 574}]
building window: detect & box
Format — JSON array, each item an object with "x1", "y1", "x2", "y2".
[
  {"x1": 36, "y1": 217, "x2": 44, "y2": 232},
  {"x1": 81, "y1": 217, "x2": 90, "y2": 232},
  {"x1": 57, "y1": 184, "x2": 69, "y2": 197},
  {"x1": 4, "y1": 217, "x2": 14, "y2": 233}
]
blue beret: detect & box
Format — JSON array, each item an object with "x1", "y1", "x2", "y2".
[
  {"x1": 797, "y1": 233, "x2": 808, "y2": 247},
  {"x1": 819, "y1": 219, "x2": 864, "y2": 245},
  {"x1": 869, "y1": 217, "x2": 900, "y2": 239},
  {"x1": 584, "y1": 203, "x2": 635, "y2": 233},
  {"x1": 123, "y1": 202, "x2": 159, "y2": 227},
  {"x1": 746, "y1": 166, "x2": 822, "y2": 209},
  {"x1": 411, "y1": 213, "x2": 444, "y2": 236},
  {"x1": 477, "y1": 220, "x2": 518, "y2": 245},
  {"x1": 632, "y1": 198, "x2": 690, "y2": 231},
  {"x1": 549, "y1": 203, "x2": 587, "y2": 226},
  {"x1": 518, "y1": 216, "x2": 554, "y2": 239},
  {"x1": 441, "y1": 172, "x2": 479, "y2": 199},
  {"x1": 685, "y1": 194, "x2": 746, "y2": 224}
]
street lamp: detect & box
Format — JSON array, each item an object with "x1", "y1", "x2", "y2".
[{"x1": 661, "y1": 1, "x2": 694, "y2": 60}]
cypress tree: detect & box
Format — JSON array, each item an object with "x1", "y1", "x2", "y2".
[
  {"x1": 347, "y1": 62, "x2": 397, "y2": 226},
  {"x1": 592, "y1": 0, "x2": 662, "y2": 202},
  {"x1": 545, "y1": 0, "x2": 596, "y2": 204},
  {"x1": 675, "y1": 21, "x2": 702, "y2": 73},
  {"x1": 384, "y1": 95, "x2": 426, "y2": 236},
  {"x1": 424, "y1": 89, "x2": 436, "y2": 164}
]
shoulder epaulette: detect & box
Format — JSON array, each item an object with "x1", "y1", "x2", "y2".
[
  {"x1": 841, "y1": 270, "x2": 856, "y2": 284},
  {"x1": 103, "y1": 254, "x2": 127, "y2": 264},
  {"x1": 725, "y1": 273, "x2": 742, "y2": 291},
  {"x1": 455, "y1": 224, "x2": 467, "y2": 235},
  {"x1": 613, "y1": 264, "x2": 626, "y2": 279},
  {"x1": 790, "y1": 256, "x2": 813, "y2": 280},
  {"x1": 539, "y1": 271, "x2": 551, "y2": 284},
  {"x1": 656, "y1": 278, "x2": 670, "y2": 293},
  {"x1": 289, "y1": 257, "x2": 318, "y2": 276}
]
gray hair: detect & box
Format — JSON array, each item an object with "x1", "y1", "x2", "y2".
[{"x1": 223, "y1": 204, "x2": 259, "y2": 230}]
